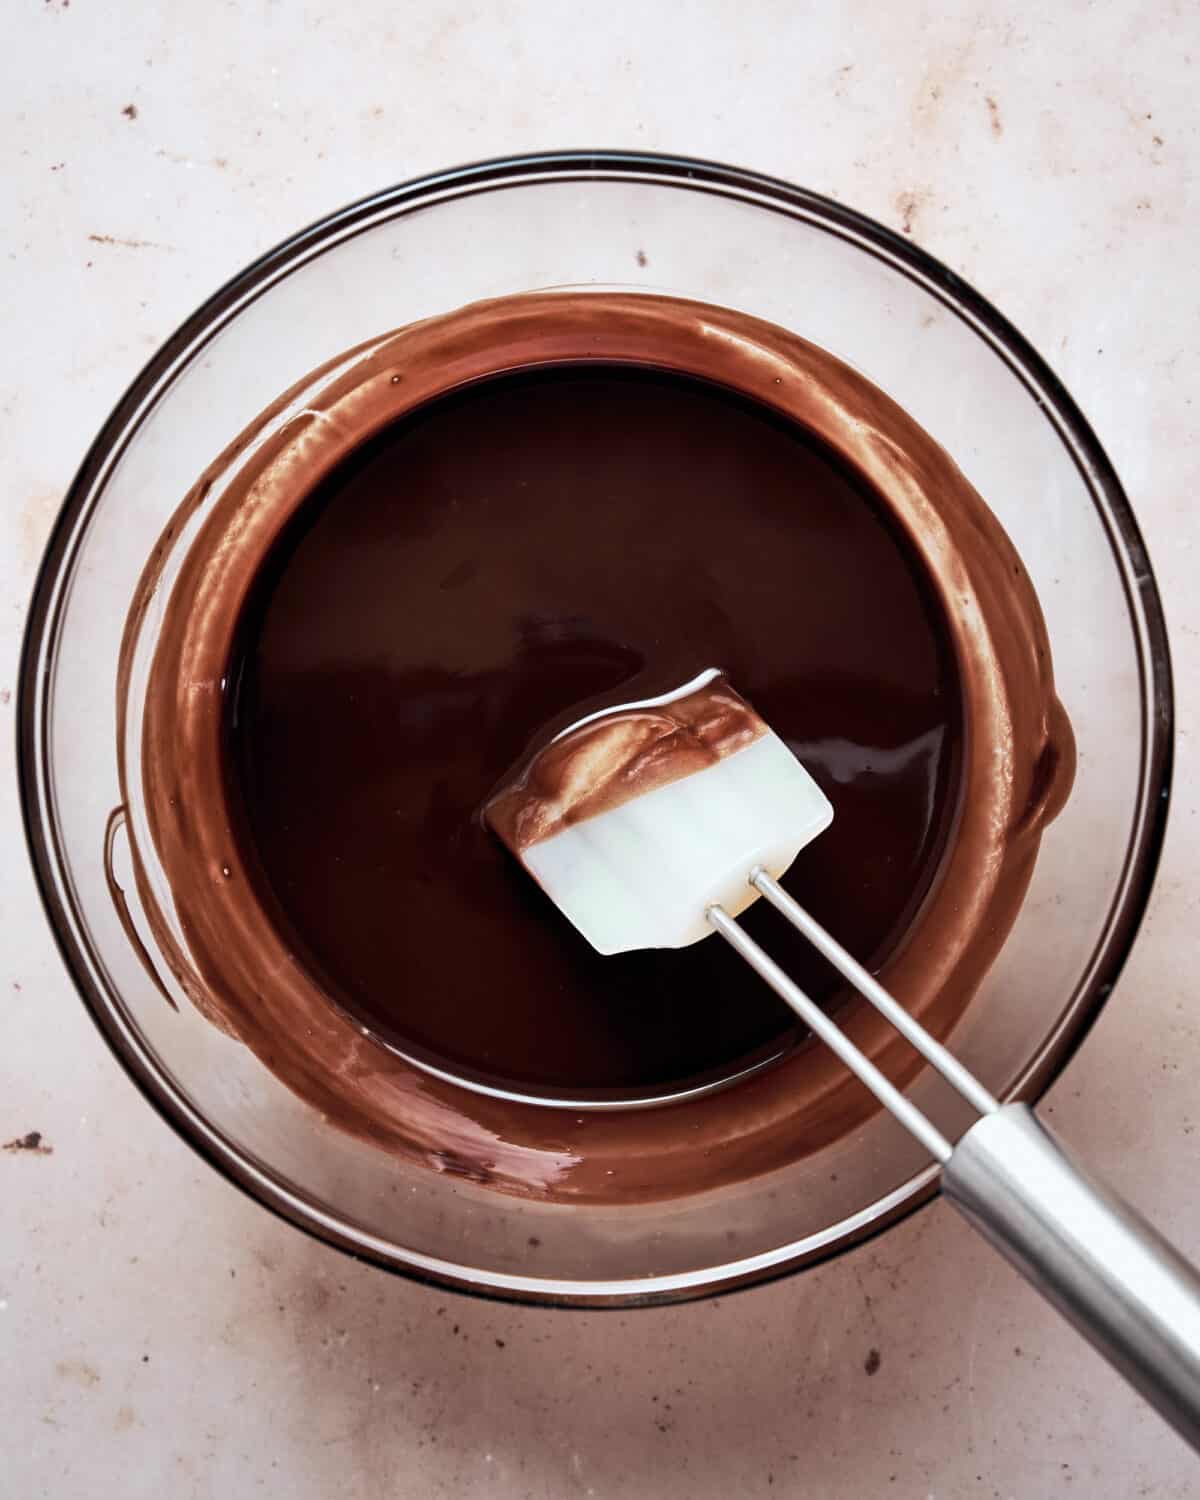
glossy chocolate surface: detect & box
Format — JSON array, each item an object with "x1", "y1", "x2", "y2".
[
  {"x1": 225, "y1": 367, "x2": 963, "y2": 1096},
  {"x1": 126, "y1": 293, "x2": 1074, "y2": 1201}
]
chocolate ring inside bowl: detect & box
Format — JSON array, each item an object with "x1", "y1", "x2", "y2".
[{"x1": 120, "y1": 290, "x2": 1074, "y2": 1204}]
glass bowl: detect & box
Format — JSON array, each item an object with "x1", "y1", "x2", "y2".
[{"x1": 19, "y1": 151, "x2": 1172, "y2": 1305}]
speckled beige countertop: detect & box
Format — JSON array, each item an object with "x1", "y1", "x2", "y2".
[{"x1": 3, "y1": 3, "x2": 1198, "y2": 1495}]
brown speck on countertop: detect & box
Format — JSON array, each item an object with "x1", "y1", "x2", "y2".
[
  {"x1": 636, "y1": 249, "x2": 648, "y2": 267},
  {"x1": 985, "y1": 94, "x2": 1003, "y2": 138},
  {"x1": 4, "y1": 1130, "x2": 52, "y2": 1155},
  {"x1": 122, "y1": 103, "x2": 138, "y2": 119},
  {"x1": 494, "y1": 1338, "x2": 505, "y2": 1348},
  {"x1": 87, "y1": 233, "x2": 174, "y2": 251},
  {"x1": 527, "y1": 1235, "x2": 541, "y2": 1248},
  {"x1": 864, "y1": 1347, "x2": 881, "y2": 1376},
  {"x1": 12, "y1": 981, "x2": 21, "y2": 991},
  {"x1": 894, "y1": 189, "x2": 929, "y2": 237}
]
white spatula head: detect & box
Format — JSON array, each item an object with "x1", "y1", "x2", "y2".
[{"x1": 484, "y1": 669, "x2": 833, "y2": 955}]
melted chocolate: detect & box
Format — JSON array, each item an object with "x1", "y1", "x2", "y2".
[
  {"x1": 225, "y1": 366, "x2": 963, "y2": 1098},
  {"x1": 126, "y1": 292, "x2": 1074, "y2": 1203},
  {"x1": 485, "y1": 671, "x2": 767, "y2": 852}
]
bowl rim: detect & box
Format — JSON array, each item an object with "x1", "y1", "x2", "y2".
[{"x1": 18, "y1": 149, "x2": 1174, "y2": 1307}]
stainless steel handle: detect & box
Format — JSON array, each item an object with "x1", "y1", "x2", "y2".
[
  {"x1": 943, "y1": 1103, "x2": 1200, "y2": 1450},
  {"x1": 713, "y1": 887, "x2": 1200, "y2": 1448}
]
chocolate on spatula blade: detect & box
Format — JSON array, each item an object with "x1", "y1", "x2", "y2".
[{"x1": 485, "y1": 669, "x2": 833, "y2": 955}]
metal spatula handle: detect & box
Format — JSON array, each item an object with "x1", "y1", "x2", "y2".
[
  {"x1": 945, "y1": 1103, "x2": 1200, "y2": 1449},
  {"x1": 709, "y1": 870, "x2": 1200, "y2": 1451}
]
